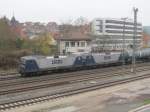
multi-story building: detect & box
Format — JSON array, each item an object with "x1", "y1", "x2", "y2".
[{"x1": 91, "y1": 18, "x2": 143, "y2": 51}]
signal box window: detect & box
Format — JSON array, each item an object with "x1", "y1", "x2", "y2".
[
  {"x1": 71, "y1": 42, "x2": 75, "y2": 47},
  {"x1": 77, "y1": 42, "x2": 80, "y2": 47},
  {"x1": 81, "y1": 42, "x2": 85, "y2": 47},
  {"x1": 65, "y1": 42, "x2": 69, "y2": 47}
]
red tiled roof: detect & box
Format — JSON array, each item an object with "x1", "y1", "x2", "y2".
[
  {"x1": 143, "y1": 33, "x2": 150, "y2": 41},
  {"x1": 54, "y1": 31, "x2": 92, "y2": 41}
]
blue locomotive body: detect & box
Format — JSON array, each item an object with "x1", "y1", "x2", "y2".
[
  {"x1": 19, "y1": 52, "x2": 121, "y2": 76},
  {"x1": 19, "y1": 48, "x2": 150, "y2": 76}
]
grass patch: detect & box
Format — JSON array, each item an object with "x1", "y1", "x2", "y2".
[{"x1": 143, "y1": 99, "x2": 150, "y2": 105}]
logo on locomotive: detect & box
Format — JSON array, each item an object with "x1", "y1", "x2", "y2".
[{"x1": 52, "y1": 59, "x2": 63, "y2": 64}]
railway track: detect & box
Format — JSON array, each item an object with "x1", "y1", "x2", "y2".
[
  {"x1": 0, "y1": 65, "x2": 130, "y2": 87},
  {"x1": 0, "y1": 72, "x2": 20, "y2": 81},
  {"x1": 0, "y1": 61, "x2": 150, "y2": 87},
  {"x1": 0, "y1": 63, "x2": 150, "y2": 96},
  {"x1": 0, "y1": 62, "x2": 149, "y2": 111},
  {"x1": 0, "y1": 61, "x2": 149, "y2": 82},
  {"x1": 0, "y1": 72, "x2": 18, "y2": 76},
  {"x1": 0, "y1": 70, "x2": 150, "y2": 111}
]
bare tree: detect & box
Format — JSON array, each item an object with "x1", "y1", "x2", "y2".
[{"x1": 74, "y1": 17, "x2": 89, "y2": 26}]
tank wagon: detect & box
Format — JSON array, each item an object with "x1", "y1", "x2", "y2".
[
  {"x1": 19, "y1": 48, "x2": 150, "y2": 77},
  {"x1": 130, "y1": 48, "x2": 150, "y2": 61}
]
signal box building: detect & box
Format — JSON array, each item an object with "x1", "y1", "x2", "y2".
[{"x1": 55, "y1": 32, "x2": 92, "y2": 54}]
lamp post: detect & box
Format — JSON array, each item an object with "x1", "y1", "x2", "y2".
[
  {"x1": 131, "y1": 7, "x2": 138, "y2": 73},
  {"x1": 122, "y1": 17, "x2": 128, "y2": 68}
]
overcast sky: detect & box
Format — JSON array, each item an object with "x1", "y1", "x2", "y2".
[{"x1": 0, "y1": 0, "x2": 149, "y2": 25}]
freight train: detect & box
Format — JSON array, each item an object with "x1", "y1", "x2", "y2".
[{"x1": 19, "y1": 48, "x2": 150, "y2": 76}]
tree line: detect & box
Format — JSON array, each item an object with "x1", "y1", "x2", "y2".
[
  {"x1": 0, "y1": 18, "x2": 57, "y2": 69},
  {"x1": 0, "y1": 17, "x2": 57, "y2": 55}
]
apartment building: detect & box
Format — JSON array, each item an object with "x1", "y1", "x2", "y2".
[{"x1": 91, "y1": 18, "x2": 143, "y2": 51}]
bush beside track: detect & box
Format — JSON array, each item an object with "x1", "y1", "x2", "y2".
[{"x1": 0, "y1": 50, "x2": 32, "y2": 70}]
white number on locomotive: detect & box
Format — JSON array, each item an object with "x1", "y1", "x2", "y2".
[{"x1": 52, "y1": 60, "x2": 63, "y2": 64}]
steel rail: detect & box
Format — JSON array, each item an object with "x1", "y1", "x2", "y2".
[
  {"x1": 0, "y1": 71, "x2": 150, "y2": 111},
  {"x1": 0, "y1": 64, "x2": 150, "y2": 96}
]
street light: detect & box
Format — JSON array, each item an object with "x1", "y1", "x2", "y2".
[
  {"x1": 121, "y1": 17, "x2": 128, "y2": 68},
  {"x1": 131, "y1": 7, "x2": 138, "y2": 73}
]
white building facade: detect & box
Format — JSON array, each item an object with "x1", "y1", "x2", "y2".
[
  {"x1": 91, "y1": 18, "x2": 143, "y2": 51},
  {"x1": 57, "y1": 39, "x2": 91, "y2": 54}
]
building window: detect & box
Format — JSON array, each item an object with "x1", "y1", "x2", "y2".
[
  {"x1": 105, "y1": 25, "x2": 142, "y2": 30},
  {"x1": 70, "y1": 42, "x2": 75, "y2": 47},
  {"x1": 105, "y1": 20, "x2": 141, "y2": 26},
  {"x1": 96, "y1": 20, "x2": 103, "y2": 33},
  {"x1": 81, "y1": 42, "x2": 85, "y2": 47},
  {"x1": 77, "y1": 42, "x2": 80, "y2": 47},
  {"x1": 65, "y1": 42, "x2": 69, "y2": 47}
]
